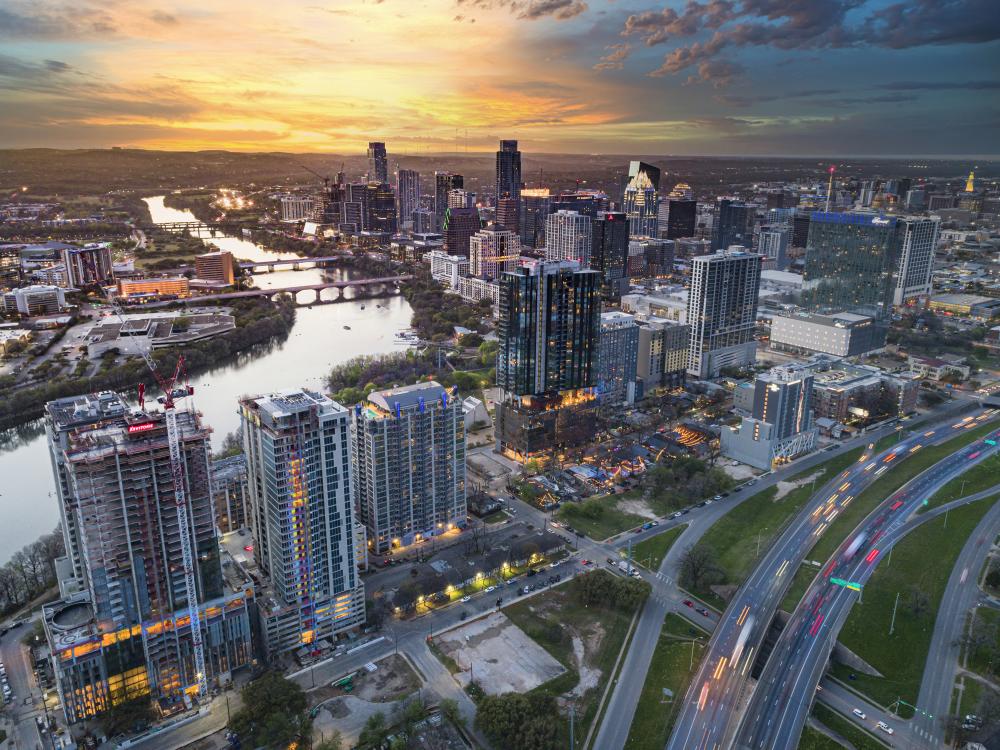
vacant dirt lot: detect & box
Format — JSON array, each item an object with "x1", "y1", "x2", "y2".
[{"x1": 434, "y1": 611, "x2": 565, "y2": 693}]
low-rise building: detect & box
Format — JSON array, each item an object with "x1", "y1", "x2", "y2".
[
  {"x1": 0, "y1": 327, "x2": 31, "y2": 353},
  {"x1": 211, "y1": 455, "x2": 248, "y2": 534},
  {"x1": 195, "y1": 251, "x2": 236, "y2": 285},
  {"x1": 116, "y1": 277, "x2": 190, "y2": 300},
  {"x1": 770, "y1": 311, "x2": 880, "y2": 357},
  {"x1": 907, "y1": 354, "x2": 971, "y2": 382},
  {"x1": 636, "y1": 316, "x2": 689, "y2": 391},
  {"x1": 2, "y1": 285, "x2": 68, "y2": 316},
  {"x1": 929, "y1": 293, "x2": 1000, "y2": 321},
  {"x1": 427, "y1": 250, "x2": 469, "y2": 288},
  {"x1": 456, "y1": 275, "x2": 502, "y2": 310}
]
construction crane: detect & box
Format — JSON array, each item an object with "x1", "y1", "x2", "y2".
[
  {"x1": 104, "y1": 292, "x2": 208, "y2": 698},
  {"x1": 299, "y1": 164, "x2": 330, "y2": 190}
]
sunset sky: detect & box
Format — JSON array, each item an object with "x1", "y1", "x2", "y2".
[{"x1": 2, "y1": 0, "x2": 998, "y2": 155}]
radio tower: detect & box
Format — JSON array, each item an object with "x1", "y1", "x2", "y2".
[{"x1": 825, "y1": 165, "x2": 836, "y2": 212}]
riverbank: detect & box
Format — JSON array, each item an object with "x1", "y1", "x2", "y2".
[{"x1": 0, "y1": 297, "x2": 295, "y2": 430}]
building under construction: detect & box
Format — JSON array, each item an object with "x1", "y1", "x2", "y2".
[{"x1": 42, "y1": 394, "x2": 254, "y2": 724}]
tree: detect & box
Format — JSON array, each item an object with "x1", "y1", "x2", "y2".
[
  {"x1": 357, "y1": 712, "x2": 388, "y2": 749},
  {"x1": 475, "y1": 693, "x2": 561, "y2": 750},
  {"x1": 315, "y1": 732, "x2": 343, "y2": 750},
  {"x1": 440, "y1": 698, "x2": 463, "y2": 727},
  {"x1": 679, "y1": 544, "x2": 723, "y2": 591},
  {"x1": 229, "y1": 672, "x2": 308, "y2": 750},
  {"x1": 906, "y1": 586, "x2": 930, "y2": 618}
]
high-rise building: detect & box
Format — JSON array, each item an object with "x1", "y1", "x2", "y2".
[
  {"x1": 241, "y1": 389, "x2": 365, "y2": 659},
  {"x1": 721, "y1": 362, "x2": 818, "y2": 470},
  {"x1": 519, "y1": 188, "x2": 552, "y2": 248},
  {"x1": 623, "y1": 161, "x2": 661, "y2": 238},
  {"x1": 412, "y1": 209, "x2": 436, "y2": 234},
  {"x1": 195, "y1": 250, "x2": 236, "y2": 285},
  {"x1": 664, "y1": 198, "x2": 697, "y2": 240},
  {"x1": 351, "y1": 381, "x2": 467, "y2": 554},
  {"x1": 550, "y1": 191, "x2": 608, "y2": 219},
  {"x1": 367, "y1": 141, "x2": 388, "y2": 183},
  {"x1": 280, "y1": 195, "x2": 315, "y2": 223},
  {"x1": 597, "y1": 311, "x2": 639, "y2": 404},
  {"x1": 590, "y1": 211, "x2": 629, "y2": 298},
  {"x1": 893, "y1": 216, "x2": 940, "y2": 306},
  {"x1": 712, "y1": 199, "x2": 755, "y2": 251},
  {"x1": 495, "y1": 260, "x2": 601, "y2": 459},
  {"x1": 366, "y1": 182, "x2": 397, "y2": 234},
  {"x1": 801, "y1": 212, "x2": 900, "y2": 349},
  {"x1": 495, "y1": 139, "x2": 522, "y2": 230},
  {"x1": 792, "y1": 214, "x2": 811, "y2": 248},
  {"x1": 448, "y1": 189, "x2": 476, "y2": 209},
  {"x1": 396, "y1": 169, "x2": 420, "y2": 231},
  {"x1": 443, "y1": 206, "x2": 482, "y2": 257},
  {"x1": 43, "y1": 395, "x2": 254, "y2": 723},
  {"x1": 545, "y1": 210, "x2": 592, "y2": 265},
  {"x1": 62, "y1": 244, "x2": 113, "y2": 288},
  {"x1": 757, "y1": 224, "x2": 790, "y2": 270},
  {"x1": 435, "y1": 172, "x2": 464, "y2": 231},
  {"x1": 686, "y1": 249, "x2": 762, "y2": 379},
  {"x1": 469, "y1": 226, "x2": 520, "y2": 280},
  {"x1": 636, "y1": 316, "x2": 689, "y2": 390}
]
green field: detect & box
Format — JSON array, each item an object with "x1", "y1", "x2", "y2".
[
  {"x1": 829, "y1": 497, "x2": 995, "y2": 711},
  {"x1": 631, "y1": 525, "x2": 688, "y2": 570},
  {"x1": 623, "y1": 614, "x2": 709, "y2": 750},
  {"x1": 796, "y1": 726, "x2": 844, "y2": 750},
  {"x1": 503, "y1": 573, "x2": 645, "y2": 748},
  {"x1": 780, "y1": 563, "x2": 819, "y2": 612},
  {"x1": 811, "y1": 704, "x2": 889, "y2": 749},
  {"x1": 556, "y1": 493, "x2": 647, "y2": 541},
  {"x1": 963, "y1": 607, "x2": 1000, "y2": 679}
]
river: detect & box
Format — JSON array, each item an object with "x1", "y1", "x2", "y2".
[{"x1": 0, "y1": 197, "x2": 413, "y2": 564}]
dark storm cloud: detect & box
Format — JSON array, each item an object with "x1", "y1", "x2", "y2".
[{"x1": 617, "y1": 0, "x2": 1000, "y2": 86}]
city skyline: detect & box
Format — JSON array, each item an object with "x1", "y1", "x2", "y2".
[{"x1": 1, "y1": 0, "x2": 998, "y2": 156}]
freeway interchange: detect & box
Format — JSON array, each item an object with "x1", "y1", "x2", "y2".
[{"x1": 667, "y1": 409, "x2": 999, "y2": 750}]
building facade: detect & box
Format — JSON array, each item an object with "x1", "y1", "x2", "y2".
[
  {"x1": 686, "y1": 250, "x2": 762, "y2": 379},
  {"x1": 469, "y1": 227, "x2": 520, "y2": 280},
  {"x1": 434, "y1": 172, "x2": 464, "y2": 232},
  {"x1": 757, "y1": 224, "x2": 790, "y2": 270},
  {"x1": 396, "y1": 169, "x2": 420, "y2": 231},
  {"x1": 893, "y1": 216, "x2": 940, "y2": 306},
  {"x1": 597, "y1": 311, "x2": 639, "y2": 404},
  {"x1": 195, "y1": 251, "x2": 236, "y2": 285},
  {"x1": 519, "y1": 189, "x2": 551, "y2": 248},
  {"x1": 769, "y1": 311, "x2": 879, "y2": 357},
  {"x1": 442, "y1": 206, "x2": 481, "y2": 257},
  {"x1": 351, "y1": 381, "x2": 467, "y2": 554},
  {"x1": 367, "y1": 142, "x2": 388, "y2": 183},
  {"x1": 241, "y1": 389, "x2": 365, "y2": 660},
  {"x1": 590, "y1": 211, "x2": 629, "y2": 299},
  {"x1": 712, "y1": 199, "x2": 755, "y2": 252},
  {"x1": 545, "y1": 210, "x2": 592, "y2": 265},
  {"x1": 63, "y1": 244, "x2": 113, "y2": 287},
  {"x1": 623, "y1": 161, "x2": 661, "y2": 238}
]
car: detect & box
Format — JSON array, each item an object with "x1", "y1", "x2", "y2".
[
  {"x1": 631, "y1": 570, "x2": 642, "y2": 578},
  {"x1": 551, "y1": 560, "x2": 561, "y2": 567},
  {"x1": 510, "y1": 508, "x2": 518, "y2": 514},
  {"x1": 633, "y1": 527, "x2": 644, "y2": 534},
  {"x1": 875, "y1": 721, "x2": 894, "y2": 735},
  {"x1": 607, "y1": 557, "x2": 618, "y2": 565},
  {"x1": 696, "y1": 607, "x2": 711, "y2": 617},
  {"x1": 671, "y1": 512, "x2": 683, "y2": 519},
  {"x1": 713, "y1": 495, "x2": 723, "y2": 501},
  {"x1": 641, "y1": 522, "x2": 653, "y2": 530},
  {"x1": 460, "y1": 596, "x2": 471, "y2": 603},
  {"x1": 485, "y1": 586, "x2": 496, "y2": 593},
  {"x1": 581, "y1": 559, "x2": 592, "y2": 566},
  {"x1": 733, "y1": 486, "x2": 742, "y2": 492},
  {"x1": 683, "y1": 600, "x2": 694, "y2": 607},
  {"x1": 852, "y1": 709, "x2": 867, "y2": 720},
  {"x1": 705, "y1": 499, "x2": 714, "y2": 505},
  {"x1": 651, "y1": 520, "x2": 659, "y2": 526},
  {"x1": 747, "y1": 479, "x2": 757, "y2": 485},
  {"x1": 696, "y1": 501, "x2": 707, "y2": 508}
]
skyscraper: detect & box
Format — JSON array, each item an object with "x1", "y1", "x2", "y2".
[
  {"x1": 757, "y1": 224, "x2": 790, "y2": 270},
  {"x1": 686, "y1": 249, "x2": 762, "y2": 379},
  {"x1": 664, "y1": 198, "x2": 697, "y2": 240},
  {"x1": 801, "y1": 212, "x2": 900, "y2": 348},
  {"x1": 623, "y1": 161, "x2": 661, "y2": 238},
  {"x1": 591, "y1": 211, "x2": 629, "y2": 297},
  {"x1": 496, "y1": 259, "x2": 601, "y2": 459},
  {"x1": 351, "y1": 381, "x2": 467, "y2": 554},
  {"x1": 367, "y1": 141, "x2": 388, "y2": 183},
  {"x1": 495, "y1": 139, "x2": 522, "y2": 231},
  {"x1": 435, "y1": 172, "x2": 464, "y2": 231},
  {"x1": 43, "y1": 395, "x2": 254, "y2": 722},
  {"x1": 443, "y1": 206, "x2": 482, "y2": 257},
  {"x1": 519, "y1": 188, "x2": 552, "y2": 248},
  {"x1": 712, "y1": 198, "x2": 755, "y2": 251},
  {"x1": 365, "y1": 182, "x2": 397, "y2": 234},
  {"x1": 241, "y1": 389, "x2": 365, "y2": 659},
  {"x1": 396, "y1": 169, "x2": 420, "y2": 231},
  {"x1": 545, "y1": 210, "x2": 592, "y2": 265},
  {"x1": 597, "y1": 311, "x2": 639, "y2": 404},
  {"x1": 893, "y1": 216, "x2": 940, "y2": 306},
  {"x1": 469, "y1": 226, "x2": 521, "y2": 280}
]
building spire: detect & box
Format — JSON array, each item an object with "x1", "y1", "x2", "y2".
[{"x1": 965, "y1": 170, "x2": 976, "y2": 193}]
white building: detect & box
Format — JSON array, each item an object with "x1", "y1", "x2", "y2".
[
  {"x1": 280, "y1": 195, "x2": 315, "y2": 222},
  {"x1": 770, "y1": 311, "x2": 877, "y2": 357},
  {"x1": 893, "y1": 216, "x2": 940, "y2": 306},
  {"x1": 757, "y1": 225, "x2": 790, "y2": 270},
  {"x1": 621, "y1": 291, "x2": 688, "y2": 323},
  {"x1": 427, "y1": 250, "x2": 470, "y2": 288},
  {"x1": 686, "y1": 250, "x2": 762, "y2": 379},
  {"x1": 469, "y1": 227, "x2": 520, "y2": 280},
  {"x1": 457, "y1": 276, "x2": 502, "y2": 311},
  {"x1": 2, "y1": 284, "x2": 68, "y2": 316},
  {"x1": 545, "y1": 210, "x2": 592, "y2": 265}
]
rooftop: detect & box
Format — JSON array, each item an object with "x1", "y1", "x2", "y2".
[{"x1": 46, "y1": 391, "x2": 130, "y2": 431}]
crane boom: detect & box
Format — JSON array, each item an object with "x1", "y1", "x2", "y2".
[
  {"x1": 299, "y1": 164, "x2": 330, "y2": 189},
  {"x1": 102, "y1": 292, "x2": 208, "y2": 697}
]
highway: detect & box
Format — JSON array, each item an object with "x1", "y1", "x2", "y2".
[
  {"x1": 733, "y1": 422, "x2": 1000, "y2": 750},
  {"x1": 666, "y1": 409, "x2": 995, "y2": 750}
]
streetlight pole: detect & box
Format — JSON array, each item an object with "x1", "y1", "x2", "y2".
[{"x1": 889, "y1": 591, "x2": 900, "y2": 635}]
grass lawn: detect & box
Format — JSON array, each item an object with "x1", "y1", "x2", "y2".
[
  {"x1": 503, "y1": 572, "x2": 645, "y2": 749},
  {"x1": 556, "y1": 494, "x2": 647, "y2": 541},
  {"x1": 480, "y1": 510, "x2": 508, "y2": 524},
  {"x1": 631, "y1": 525, "x2": 688, "y2": 571},
  {"x1": 623, "y1": 614, "x2": 709, "y2": 750},
  {"x1": 780, "y1": 563, "x2": 819, "y2": 612},
  {"x1": 964, "y1": 607, "x2": 1000, "y2": 679},
  {"x1": 811, "y1": 704, "x2": 889, "y2": 749},
  {"x1": 807, "y1": 420, "x2": 998, "y2": 564},
  {"x1": 797, "y1": 726, "x2": 845, "y2": 750},
  {"x1": 921, "y1": 453, "x2": 1000, "y2": 512},
  {"x1": 829, "y1": 497, "x2": 995, "y2": 712}
]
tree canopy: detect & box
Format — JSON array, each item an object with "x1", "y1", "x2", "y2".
[{"x1": 229, "y1": 672, "x2": 309, "y2": 749}]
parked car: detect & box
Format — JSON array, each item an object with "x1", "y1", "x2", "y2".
[{"x1": 460, "y1": 596, "x2": 471, "y2": 603}]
